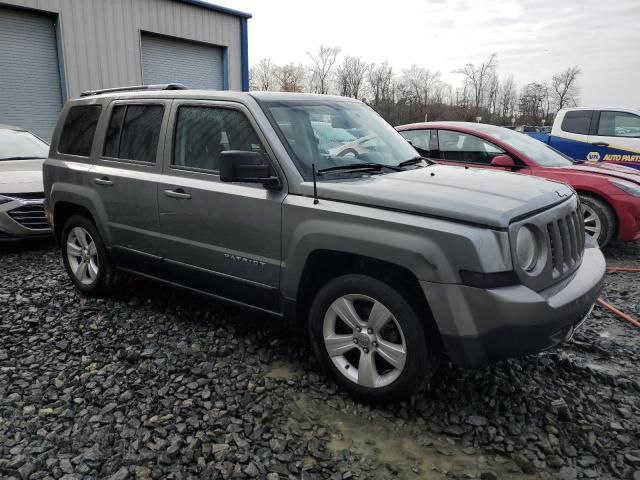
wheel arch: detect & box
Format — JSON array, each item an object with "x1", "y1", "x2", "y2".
[
  {"x1": 291, "y1": 249, "x2": 442, "y2": 344},
  {"x1": 575, "y1": 189, "x2": 619, "y2": 238}
]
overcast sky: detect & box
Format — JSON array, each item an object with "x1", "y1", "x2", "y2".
[{"x1": 216, "y1": 0, "x2": 640, "y2": 108}]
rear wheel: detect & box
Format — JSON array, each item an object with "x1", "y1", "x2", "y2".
[
  {"x1": 308, "y1": 274, "x2": 439, "y2": 402},
  {"x1": 579, "y1": 195, "x2": 616, "y2": 248},
  {"x1": 61, "y1": 215, "x2": 117, "y2": 295}
]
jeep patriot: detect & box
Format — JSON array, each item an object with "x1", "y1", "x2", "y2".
[{"x1": 43, "y1": 85, "x2": 606, "y2": 401}]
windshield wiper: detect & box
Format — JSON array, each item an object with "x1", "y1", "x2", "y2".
[
  {"x1": 0, "y1": 156, "x2": 46, "y2": 161},
  {"x1": 317, "y1": 163, "x2": 401, "y2": 175},
  {"x1": 397, "y1": 156, "x2": 432, "y2": 168}
]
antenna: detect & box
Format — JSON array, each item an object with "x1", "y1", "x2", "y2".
[{"x1": 312, "y1": 163, "x2": 319, "y2": 205}]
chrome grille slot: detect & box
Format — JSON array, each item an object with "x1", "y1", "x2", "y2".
[
  {"x1": 7, "y1": 204, "x2": 49, "y2": 230},
  {"x1": 546, "y1": 210, "x2": 584, "y2": 277}
]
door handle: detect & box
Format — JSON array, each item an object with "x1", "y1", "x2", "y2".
[
  {"x1": 94, "y1": 177, "x2": 114, "y2": 186},
  {"x1": 591, "y1": 142, "x2": 609, "y2": 147},
  {"x1": 164, "y1": 188, "x2": 192, "y2": 200}
]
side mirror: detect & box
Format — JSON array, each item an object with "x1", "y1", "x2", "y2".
[
  {"x1": 490, "y1": 154, "x2": 516, "y2": 169},
  {"x1": 219, "y1": 151, "x2": 280, "y2": 189}
]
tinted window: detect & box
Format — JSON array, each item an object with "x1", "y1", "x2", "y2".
[
  {"x1": 399, "y1": 129, "x2": 437, "y2": 157},
  {"x1": 597, "y1": 111, "x2": 640, "y2": 138},
  {"x1": 58, "y1": 105, "x2": 102, "y2": 157},
  {"x1": 104, "y1": 105, "x2": 164, "y2": 163},
  {"x1": 173, "y1": 106, "x2": 264, "y2": 171},
  {"x1": 561, "y1": 110, "x2": 592, "y2": 135},
  {"x1": 437, "y1": 130, "x2": 504, "y2": 164}
]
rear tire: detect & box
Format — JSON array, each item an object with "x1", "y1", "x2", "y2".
[
  {"x1": 61, "y1": 215, "x2": 117, "y2": 295},
  {"x1": 579, "y1": 195, "x2": 615, "y2": 248},
  {"x1": 308, "y1": 274, "x2": 439, "y2": 403}
]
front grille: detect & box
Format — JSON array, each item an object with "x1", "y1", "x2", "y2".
[
  {"x1": 7, "y1": 204, "x2": 49, "y2": 230},
  {"x1": 4, "y1": 192, "x2": 45, "y2": 200},
  {"x1": 546, "y1": 209, "x2": 584, "y2": 278}
]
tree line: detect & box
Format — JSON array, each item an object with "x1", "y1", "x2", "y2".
[{"x1": 250, "y1": 46, "x2": 581, "y2": 127}]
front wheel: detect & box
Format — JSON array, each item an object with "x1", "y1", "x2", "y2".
[
  {"x1": 308, "y1": 274, "x2": 439, "y2": 402},
  {"x1": 579, "y1": 195, "x2": 616, "y2": 248}
]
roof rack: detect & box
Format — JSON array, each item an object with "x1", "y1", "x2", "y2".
[{"x1": 80, "y1": 83, "x2": 188, "y2": 97}]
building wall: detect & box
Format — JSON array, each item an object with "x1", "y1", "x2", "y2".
[{"x1": 0, "y1": 0, "x2": 245, "y2": 99}]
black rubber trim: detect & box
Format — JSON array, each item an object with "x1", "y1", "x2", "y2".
[{"x1": 459, "y1": 270, "x2": 518, "y2": 288}]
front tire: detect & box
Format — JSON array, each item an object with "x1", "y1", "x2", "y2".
[
  {"x1": 308, "y1": 274, "x2": 438, "y2": 402},
  {"x1": 61, "y1": 215, "x2": 117, "y2": 295},
  {"x1": 579, "y1": 195, "x2": 615, "y2": 248}
]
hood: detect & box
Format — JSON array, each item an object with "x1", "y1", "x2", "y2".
[
  {"x1": 563, "y1": 162, "x2": 640, "y2": 184},
  {"x1": 0, "y1": 159, "x2": 45, "y2": 195},
  {"x1": 309, "y1": 165, "x2": 573, "y2": 228}
]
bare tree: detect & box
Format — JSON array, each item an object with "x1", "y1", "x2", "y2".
[
  {"x1": 454, "y1": 53, "x2": 497, "y2": 110},
  {"x1": 499, "y1": 75, "x2": 518, "y2": 121},
  {"x1": 367, "y1": 62, "x2": 394, "y2": 106},
  {"x1": 551, "y1": 66, "x2": 581, "y2": 111},
  {"x1": 519, "y1": 82, "x2": 549, "y2": 125},
  {"x1": 307, "y1": 45, "x2": 341, "y2": 94},
  {"x1": 336, "y1": 56, "x2": 368, "y2": 98},
  {"x1": 400, "y1": 65, "x2": 442, "y2": 107},
  {"x1": 249, "y1": 58, "x2": 277, "y2": 91},
  {"x1": 274, "y1": 63, "x2": 306, "y2": 93}
]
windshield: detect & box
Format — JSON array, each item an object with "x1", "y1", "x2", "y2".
[
  {"x1": 0, "y1": 129, "x2": 49, "y2": 161},
  {"x1": 484, "y1": 127, "x2": 574, "y2": 167},
  {"x1": 259, "y1": 99, "x2": 419, "y2": 179}
]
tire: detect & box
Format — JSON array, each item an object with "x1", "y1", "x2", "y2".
[
  {"x1": 61, "y1": 215, "x2": 117, "y2": 295},
  {"x1": 308, "y1": 274, "x2": 439, "y2": 403},
  {"x1": 579, "y1": 195, "x2": 616, "y2": 248}
]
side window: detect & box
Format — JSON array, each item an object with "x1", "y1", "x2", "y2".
[
  {"x1": 58, "y1": 105, "x2": 102, "y2": 157},
  {"x1": 173, "y1": 106, "x2": 264, "y2": 172},
  {"x1": 103, "y1": 104, "x2": 164, "y2": 163},
  {"x1": 561, "y1": 110, "x2": 592, "y2": 135},
  {"x1": 437, "y1": 130, "x2": 504, "y2": 164},
  {"x1": 399, "y1": 129, "x2": 434, "y2": 157},
  {"x1": 597, "y1": 111, "x2": 640, "y2": 138}
]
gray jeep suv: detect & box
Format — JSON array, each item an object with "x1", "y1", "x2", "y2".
[{"x1": 43, "y1": 85, "x2": 605, "y2": 402}]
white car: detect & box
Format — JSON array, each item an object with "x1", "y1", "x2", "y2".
[{"x1": 0, "y1": 125, "x2": 51, "y2": 240}]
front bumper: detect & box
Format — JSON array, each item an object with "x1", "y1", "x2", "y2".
[
  {"x1": 0, "y1": 197, "x2": 52, "y2": 241},
  {"x1": 422, "y1": 247, "x2": 606, "y2": 368},
  {"x1": 612, "y1": 194, "x2": 640, "y2": 241}
]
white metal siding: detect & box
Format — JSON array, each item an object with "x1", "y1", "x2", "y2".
[
  {"x1": 0, "y1": 0, "x2": 244, "y2": 96},
  {"x1": 141, "y1": 33, "x2": 224, "y2": 89},
  {"x1": 0, "y1": 6, "x2": 62, "y2": 140}
]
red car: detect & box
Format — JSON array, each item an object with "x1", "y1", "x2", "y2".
[{"x1": 395, "y1": 122, "x2": 640, "y2": 247}]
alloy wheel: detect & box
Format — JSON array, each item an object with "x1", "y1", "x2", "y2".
[
  {"x1": 66, "y1": 226, "x2": 99, "y2": 285},
  {"x1": 322, "y1": 294, "x2": 407, "y2": 389},
  {"x1": 582, "y1": 204, "x2": 602, "y2": 241}
]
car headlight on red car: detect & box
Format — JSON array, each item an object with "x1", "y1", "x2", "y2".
[{"x1": 609, "y1": 179, "x2": 640, "y2": 197}]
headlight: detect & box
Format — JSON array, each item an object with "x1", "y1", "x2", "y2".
[
  {"x1": 0, "y1": 195, "x2": 13, "y2": 205},
  {"x1": 516, "y1": 226, "x2": 538, "y2": 272},
  {"x1": 609, "y1": 178, "x2": 640, "y2": 197}
]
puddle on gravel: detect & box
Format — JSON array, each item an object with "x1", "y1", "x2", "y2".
[
  {"x1": 265, "y1": 362, "x2": 301, "y2": 379},
  {"x1": 295, "y1": 396, "x2": 534, "y2": 480}
]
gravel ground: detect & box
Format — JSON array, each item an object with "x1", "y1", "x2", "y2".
[{"x1": 0, "y1": 240, "x2": 639, "y2": 480}]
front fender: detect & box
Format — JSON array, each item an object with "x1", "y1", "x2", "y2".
[{"x1": 281, "y1": 196, "x2": 512, "y2": 300}]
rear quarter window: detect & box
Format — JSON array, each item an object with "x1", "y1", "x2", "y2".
[
  {"x1": 560, "y1": 110, "x2": 592, "y2": 135},
  {"x1": 58, "y1": 105, "x2": 102, "y2": 157}
]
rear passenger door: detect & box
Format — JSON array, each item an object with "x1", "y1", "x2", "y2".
[
  {"x1": 553, "y1": 110, "x2": 595, "y2": 161},
  {"x1": 89, "y1": 100, "x2": 170, "y2": 269},
  {"x1": 156, "y1": 100, "x2": 285, "y2": 312}
]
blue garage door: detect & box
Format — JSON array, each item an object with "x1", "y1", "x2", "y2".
[
  {"x1": 0, "y1": 6, "x2": 63, "y2": 141},
  {"x1": 141, "y1": 33, "x2": 224, "y2": 90}
]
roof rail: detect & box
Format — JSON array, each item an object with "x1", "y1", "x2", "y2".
[{"x1": 80, "y1": 83, "x2": 188, "y2": 97}]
